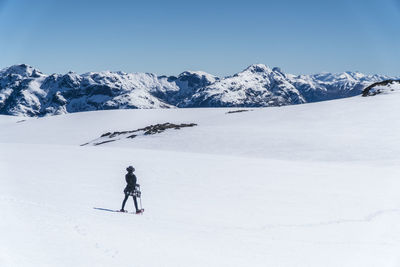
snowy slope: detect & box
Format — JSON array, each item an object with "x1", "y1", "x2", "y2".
[
  {"x1": 362, "y1": 79, "x2": 400, "y2": 96},
  {"x1": 0, "y1": 64, "x2": 394, "y2": 116},
  {"x1": 1, "y1": 91, "x2": 400, "y2": 266}
]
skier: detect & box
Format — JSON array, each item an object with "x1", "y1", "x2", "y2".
[{"x1": 120, "y1": 166, "x2": 142, "y2": 213}]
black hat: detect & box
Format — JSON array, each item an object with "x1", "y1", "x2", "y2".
[{"x1": 126, "y1": 166, "x2": 135, "y2": 172}]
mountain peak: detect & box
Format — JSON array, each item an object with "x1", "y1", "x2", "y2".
[
  {"x1": 0, "y1": 64, "x2": 43, "y2": 77},
  {"x1": 243, "y1": 64, "x2": 272, "y2": 74},
  {"x1": 177, "y1": 70, "x2": 218, "y2": 83}
]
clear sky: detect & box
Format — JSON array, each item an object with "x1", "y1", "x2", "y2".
[{"x1": 0, "y1": 0, "x2": 399, "y2": 76}]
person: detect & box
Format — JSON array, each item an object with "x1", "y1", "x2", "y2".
[{"x1": 120, "y1": 166, "x2": 141, "y2": 213}]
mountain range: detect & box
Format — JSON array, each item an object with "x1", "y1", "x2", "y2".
[{"x1": 0, "y1": 63, "x2": 395, "y2": 116}]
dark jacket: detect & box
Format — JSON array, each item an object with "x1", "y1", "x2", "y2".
[{"x1": 124, "y1": 172, "x2": 137, "y2": 193}]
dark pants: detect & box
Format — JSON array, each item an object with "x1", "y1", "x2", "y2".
[{"x1": 121, "y1": 193, "x2": 139, "y2": 211}]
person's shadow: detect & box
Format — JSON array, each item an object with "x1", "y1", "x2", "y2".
[{"x1": 93, "y1": 207, "x2": 119, "y2": 212}]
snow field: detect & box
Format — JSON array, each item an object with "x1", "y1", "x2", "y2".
[{"x1": 1, "y1": 93, "x2": 400, "y2": 266}]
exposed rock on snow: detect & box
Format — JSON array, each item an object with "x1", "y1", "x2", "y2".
[
  {"x1": 83, "y1": 122, "x2": 197, "y2": 146},
  {"x1": 362, "y1": 80, "x2": 400, "y2": 96},
  {"x1": 226, "y1": 109, "x2": 251, "y2": 114},
  {"x1": 0, "y1": 64, "x2": 395, "y2": 116}
]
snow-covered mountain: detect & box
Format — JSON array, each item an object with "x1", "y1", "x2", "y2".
[
  {"x1": 0, "y1": 63, "x2": 394, "y2": 116},
  {"x1": 153, "y1": 70, "x2": 219, "y2": 106},
  {"x1": 288, "y1": 71, "x2": 393, "y2": 102},
  {"x1": 0, "y1": 64, "x2": 176, "y2": 116},
  {"x1": 182, "y1": 64, "x2": 305, "y2": 107}
]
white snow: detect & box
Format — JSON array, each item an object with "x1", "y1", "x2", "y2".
[
  {"x1": 1, "y1": 93, "x2": 400, "y2": 266},
  {"x1": 368, "y1": 81, "x2": 400, "y2": 95}
]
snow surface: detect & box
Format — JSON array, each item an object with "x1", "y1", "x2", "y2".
[
  {"x1": 1, "y1": 93, "x2": 400, "y2": 266},
  {"x1": 368, "y1": 81, "x2": 400, "y2": 95}
]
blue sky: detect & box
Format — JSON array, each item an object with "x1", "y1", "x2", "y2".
[{"x1": 0, "y1": 0, "x2": 399, "y2": 76}]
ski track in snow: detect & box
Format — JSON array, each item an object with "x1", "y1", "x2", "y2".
[{"x1": 261, "y1": 209, "x2": 400, "y2": 230}]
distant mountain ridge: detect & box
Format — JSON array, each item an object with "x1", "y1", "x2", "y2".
[{"x1": 0, "y1": 64, "x2": 395, "y2": 116}]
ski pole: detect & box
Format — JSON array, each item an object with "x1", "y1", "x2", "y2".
[
  {"x1": 136, "y1": 184, "x2": 143, "y2": 210},
  {"x1": 139, "y1": 185, "x2": 143, "y2": 210}
]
